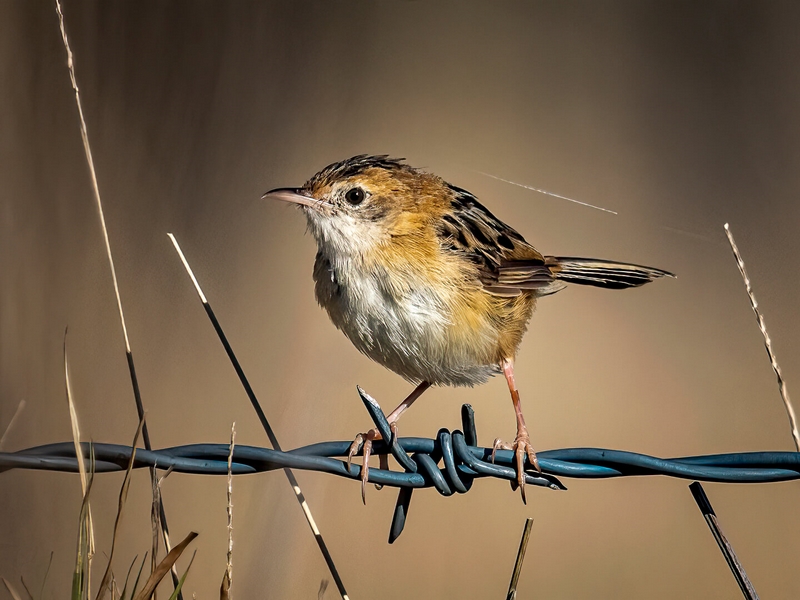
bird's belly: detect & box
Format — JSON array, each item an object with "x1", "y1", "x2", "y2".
[{"x1": 315, "y1": 271, "x2": 499, "y2": 386}]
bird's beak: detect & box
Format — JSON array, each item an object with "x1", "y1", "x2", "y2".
[{"x1": 261, "y1": 187, "x2": 328, "y2": 209}]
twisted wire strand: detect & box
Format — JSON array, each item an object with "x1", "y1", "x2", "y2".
[
  {"x1": 3, "y1": 401, "x2": 799, "y2": 540},
  {"x1": 5, "y1": 437, "x2": 800, "y2": 484}
]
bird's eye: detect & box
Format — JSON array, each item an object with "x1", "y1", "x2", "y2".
[{"x1": 344, "y1": 187, "x2": 366, "y2": 205}]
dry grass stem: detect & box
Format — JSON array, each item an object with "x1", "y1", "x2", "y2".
[
  {"x1": 0, "y1": 399, "x2": 26, "y2": 451},
  {"x1": 73, "y1": 455, "x2": 96, "y2": 600},
  {"x1": 149, "y1": 467, "x2": 173, "y2": 599},
  {"x1": 55, "y1": 3, "x2": 182, "y2": 595},
  {"x1": 1, "y1": 577, "x2": 23, "y2": 600},
  {"x1": 724, "y1": 223, "x2": 799, "y2": 451},
  {"x1": 65, "y1": 335, "x2": 95, "y2": 598},
  {"x1": 150, "y1": 474, "x2": 161, "y2": 590},
  {"x1": 64, "y1": 339, "x2": 88, "y2": 495},
  {"x1": 40, "y1": 551, "x2": 54, "y2": 599},
  {"x1": 226, "y1": 422, "x2": 236, "y2": 584},
  {"x1": 19, "y1": 576, "x2": 34, "y2": 600},
  {"x1": 506, "y1": 518, "x2": 534, "y2": 600},
  {"x1": 222, "y1": 423, "x2": 236, "y2": 600},
  {"x1": 156, "y1": 502, "x2": 178, "y2": 600},
  {"x1": 160, "y1": 531, "x2": 177, "y2": 596},
  {"x1": 95, "y1": 416, "x2": 146, "y2": 600},
  {"x1": 132, "y1": 532, "x2": 198, "y2": 600},
  {"x1": 54, "y1": 0, "x2": 131, "y2": 350},
  {"x1": 167, "y1": 233, "x2": 350, "y2": 600}
]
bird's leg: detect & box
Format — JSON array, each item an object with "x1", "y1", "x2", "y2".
[
  {"x1": 347, "y1": 381, "x2": 431, "y2": 503},
  {"x1": 491, "y1": 358, "x2": 541, "y2": 503}
]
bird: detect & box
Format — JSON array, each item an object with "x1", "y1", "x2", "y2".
[{"x1": 263, "y1": 155, "x2": 674, "y2": 503}]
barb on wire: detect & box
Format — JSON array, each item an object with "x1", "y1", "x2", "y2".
[{"x1": 4, "y1": 393, "x2": 800, "y2": 541}]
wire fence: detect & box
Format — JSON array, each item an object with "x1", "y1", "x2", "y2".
[{"x1": 4, "y1": 396, "x2": 800, "y2": 542}]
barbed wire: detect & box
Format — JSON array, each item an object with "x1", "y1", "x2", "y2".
[{"x1": 3, "y1": 396, "x2": 800, "y2": 541}]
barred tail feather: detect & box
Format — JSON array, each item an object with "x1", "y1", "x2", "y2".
[{"x1": 548, "y1": 257, "x2": 675, "y2": 289}]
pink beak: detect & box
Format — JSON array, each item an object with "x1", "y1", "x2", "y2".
[{"x1": 261, "y1": 187, "x2": 329, "y2": 209}]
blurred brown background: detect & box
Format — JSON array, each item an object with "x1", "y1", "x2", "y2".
[{"x1": 2, "y1": 1, "x2": 799, "y2": 598}]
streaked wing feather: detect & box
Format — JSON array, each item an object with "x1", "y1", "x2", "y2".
[{"x1": 436, "y1": 185, "x2": 557, "y2": 296}]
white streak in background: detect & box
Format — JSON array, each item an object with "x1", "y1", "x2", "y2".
[
  {"x1": 0, "y1": 400, "x2": 26, "y2": 451},
  {"x1": 660, "y1": 225, "x2": 721, "y2": 245},
  {"x1": 55, "y1": 0, "x2": 131, "y2": 351},
  {"x1": 724, "y1": 223, "x2": 799, "y2": 452},
  {"x1": 476, "y1": 170, "x2": 618, "y2": 215}
]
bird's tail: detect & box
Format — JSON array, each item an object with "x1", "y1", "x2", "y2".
[{"x1": 547, "y1": 256, "x2": 674, "y2": 290}]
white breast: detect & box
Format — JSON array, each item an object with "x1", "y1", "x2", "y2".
[{"x1": 313, "y1": 251, "x2": 498, "y2": 386}]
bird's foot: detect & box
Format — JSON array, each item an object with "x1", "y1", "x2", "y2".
[
  {"x1": 347, "y1": 423, "x2": 397, "y2": 504},
  {"x1": 491, "y1": 427, "x2": 541, "y2": 504}
]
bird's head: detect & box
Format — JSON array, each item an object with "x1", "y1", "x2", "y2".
[{"x1": 263, "y1": 155, "x2": 446, "y2": 258}]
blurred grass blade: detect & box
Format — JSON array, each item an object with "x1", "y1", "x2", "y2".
[
  {"x1": 18, "y1": 576, "x2": 34, "y2": 600},
  {"x1": 133, "y1": 532, "x2": 198, "y2": 600},
  {"x1": 96, "y1": 416, "x2": 145, "y2": 600},
  {"x1": 168, "y1": 550, "x2": 196, "y2": 600},
  {"x1": 1, "y1": 578, "x2": 23, "y2": 600},
  {"x1": 122, "y1": 553, "x2": 148, "y2": 600},
  {"x1": 118, "y1": 555, "x2": 138, "y2": 600},
  {"x1": 40, "y1": 551, "x2": 54, "y2": 600},
  {"x1": 0, "y1": 399, "x2": 26, "y2": 451}
]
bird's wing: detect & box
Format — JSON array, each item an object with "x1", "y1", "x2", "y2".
[{"x1": 437, "y1": 185, "x2": 565, "y2": 297}]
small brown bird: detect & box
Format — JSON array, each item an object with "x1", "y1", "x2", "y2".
[{"x1": 264, "y1": 155, "x2": 673, "y2": 502}]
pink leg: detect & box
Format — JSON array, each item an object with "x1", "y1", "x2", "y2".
[
  {"x1": 348, "y1": 381, "x2": 431, "y2": 503},
  {"x1": 386, "y1": 381, "x2": 431, "y2": 439},
  {"x1": 492, "y1": 358, "x2": 541, "y2": 503}
]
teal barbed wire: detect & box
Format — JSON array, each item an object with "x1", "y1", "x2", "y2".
[{"x1": 3, "y1": 394, "x2": 800, "y2": 542}]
